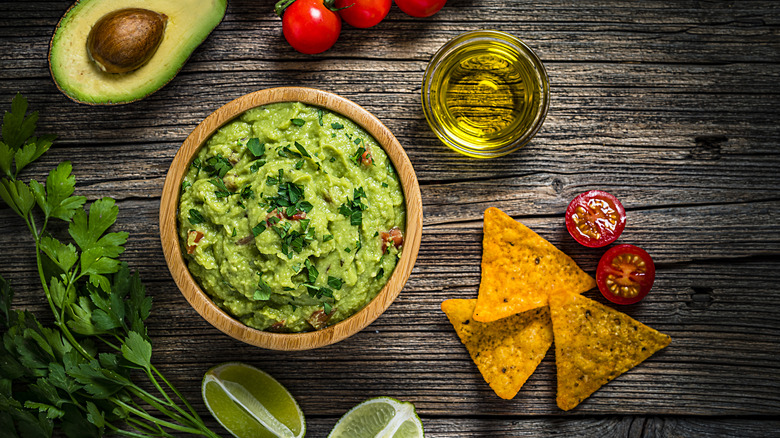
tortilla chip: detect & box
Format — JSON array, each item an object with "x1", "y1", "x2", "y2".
[
  {"x1": 549, "y1": 291, "x2": 671, "y2": 411},
  {"x1": 441, "y1": 298, "x2": 553, "y2": 399},
  {"x1": 473, "y1": 207, "x2": 595, "y2": 322}
]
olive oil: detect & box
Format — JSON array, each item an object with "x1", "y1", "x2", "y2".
[{"x1": 422, "y1": 31, "x2": 549, "y2": 158}]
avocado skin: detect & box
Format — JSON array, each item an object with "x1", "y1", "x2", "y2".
[{"x1": 49, "y1": 0, "x2": 228, "y2": 105}]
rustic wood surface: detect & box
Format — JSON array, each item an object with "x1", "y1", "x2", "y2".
[{"x1": 2, "y1": 0, "x2": 779, "y2": 436}]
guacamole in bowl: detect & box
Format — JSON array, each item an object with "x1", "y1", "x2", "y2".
[{"x1": 178, "y1": 102, "x2": 405, "y2": 333}]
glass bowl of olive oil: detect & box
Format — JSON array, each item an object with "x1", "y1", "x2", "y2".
[{"x1": 422, "y1": 30, "x2": 549, "y2": 158}]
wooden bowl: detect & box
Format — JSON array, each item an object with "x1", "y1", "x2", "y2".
[{"x1": 159, "y1": 87, "x2": 422, "y2": 350}]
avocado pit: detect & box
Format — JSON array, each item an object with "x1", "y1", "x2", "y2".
[{"x1": 86, "y1": 8, "x2": 167, "y2": 74}]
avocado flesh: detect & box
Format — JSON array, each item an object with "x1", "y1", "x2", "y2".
[{"x1": 49, "y1": 0, "x2": 227, "y2": 105}]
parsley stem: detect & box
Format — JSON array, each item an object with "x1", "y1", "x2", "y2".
[
  {"x1": 33, "y1": 235, "x2": 95, "y2": 362},
  {"x1": 152, "y1": 363, "x2": 204, "y2": 422},
  {"x1": 113, "y1": 395, "x2": 213, "y2": 437},
  {"x1": 126, "y1": 386, "x2": 211, "y2": 436}
]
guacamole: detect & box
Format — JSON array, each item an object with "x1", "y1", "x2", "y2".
[{"x1": 178, "y1": 102, "x2": 405, "y2": 332}]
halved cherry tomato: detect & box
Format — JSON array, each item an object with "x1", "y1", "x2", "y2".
[
  {"x1": 282, "y1": 0, "x2": 342, "y2": 54},
  {"x1": 336, "y1": 0, "x2": 391, "y2": 28},
  {"x1": 596, "y1": 244, "x2": 655, "y2": 305},
  {"x1": 565, "y1": 190, "x2": 626, "y2": 248},
  {"x1": 394, "y1": 0, "x2": 446, "y2": 17}
]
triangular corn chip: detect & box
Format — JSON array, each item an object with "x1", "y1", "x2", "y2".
[
  {"x1": 473, "y1": 207, "x2": 595, "y2": 322},
  {"x1": 442, "y1": 298, "x2": 553, "y2": 399},
  {"x1": 549, "y1": 291, "x2": 671, "y2": 410}
]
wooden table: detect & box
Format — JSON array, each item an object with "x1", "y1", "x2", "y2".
[{"x1": 2, "y1": 1, "x2": 779, "y2": 436}]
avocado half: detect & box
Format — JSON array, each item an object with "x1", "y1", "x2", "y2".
[{"x1": 49, "y1": 0, "x2": 227, "y2": 105}]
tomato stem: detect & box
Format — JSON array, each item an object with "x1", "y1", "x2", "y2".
[
  {"x1": 275, "y1": 0, "x2": 341, "y2": 16},
  {"x1": 274, "y1": 0, "x2": 297, "y2": 17}
]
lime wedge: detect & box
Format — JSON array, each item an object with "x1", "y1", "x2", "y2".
[
  {"x1": 328, "y1": 397, "x2": 424, "y2": 438},
  {"x1": 202, "y1": 362, "x2": 305, "y2": 438}
]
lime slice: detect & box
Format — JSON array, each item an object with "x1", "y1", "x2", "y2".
[
  {"x1": 328, "y1": 397, "x2": 424, "y2": 438},
  {"x1": 202, "y1": 362, "x2": 305, "y2": 438}
]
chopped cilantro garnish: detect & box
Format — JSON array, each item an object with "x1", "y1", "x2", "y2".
[
  {"x1": 209, "y1": 177, "x2": 232, "y2": 198},
  {"x1": 373, "y1": 231, "x2": 379, "y2": 237},
  {"x1": 291, "y1": 118, "x2": 305, "y2": 126},
  {"x1": 191, "y1": 156, "x2": 202, "y2": 170},
  {"x1": 300, "y1": 218, "x2": 311, "y2": 232},
  {"x1": 350, "y1": 146, "x2": 367, "y2": 165},
  {"x1": 323, "y1": 302, "x2": 333, "y2": 314},
  {"x1": 318, "y1": 109, "x2": 324, "y2": 126},
  {"x1": 354, "y1": 138, "x2": 362, "y2": 145},
  {"x1": 328, "y1": 276, "x2": 344, "y2": 290},
  {"x1": 305, "y1": 259, "x2": 318, "y2": 283},
  {"x1": 338, "y1": 187, "x2": 367, "y2": 226},
  {"x1": 240, "y1": 185, "x2": 254, "y2": 199},
  {"x1": 246, "y1": 138, "x2": 265, "y2": 157},
  {"x1": 381, "y1": 182, "x2": 388, "y2": 188},
  {"x1": 331, "y1": 133, "x2": 336, "y2": 138},
  {"x1": 355, "y1": 239, "x2": 361, "y2": 251},
  {"x1": 203, "y1": 154, "x2": 232, "y2": 178},
  {"x1": 295, "y1": 160, "x2": 304, "y2": 169},
  {"x1": 254, "y1": 275, "x2": 273, "y2": 301},
  {"x1": 323, "y1": 234, "x2": 334, "y2": 242},
  {"x1": 250, "y1": 160, "x2": 265, "y2": 173},
  {"x1": 329, "y1": 157, "x2": 336, "y2": 162},
  {"x1": 266, "y1": 175, "x2": 278, "y2": 185},
  {"x1": 294, "y1": 142, "x2": 311, "y2": 158},
  {"x1": 182, "y1": 181, "x2": 192, "y2": 190},
  {"x1": 188, "y1": 209, "x2": 205, "y2": 225},
  {"x1": 232, "y1": 228, "x2": 237, "y2": 237},
  {"x1": 376, "y1": 267, "x2": 385, "y2": 279},
  {"x1": 252, "y1": 223, "x2": 266, "y2": 236},
  {"x1": 331, "y1": 122, "x2": 344, "y2": 130},
  {"x1": 344, "y1": 247, "x2": 351, "y2": 253}
]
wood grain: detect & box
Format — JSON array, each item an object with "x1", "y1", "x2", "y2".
[{"x1": 1, "y1": 0, "x2": 779, "y2": 436}]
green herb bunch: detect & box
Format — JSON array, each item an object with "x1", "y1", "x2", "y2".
[{"x1": 0, "y1": 94, "x2": 221, "y2": 437}]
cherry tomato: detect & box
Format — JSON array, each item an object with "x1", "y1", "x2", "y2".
[
  {"x1": 596, "y1": 244, "x2": 655, "y2": 305},
  {"x1": 336, "y1": 0, "x2": 391, "y2": 28},
  {"x1": 565, "y1": 190, "x2": 626, "y2": 248},
  {"x1": 394, "y1": 0, "x2": 447, "y2": 17},
  {"x1": 282, "y1": 0, "x2": 342, "y2": 54}
]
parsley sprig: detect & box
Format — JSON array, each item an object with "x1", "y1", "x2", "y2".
[{"x1": 0, "y1": 95, "x2": 221, "y2": 438}]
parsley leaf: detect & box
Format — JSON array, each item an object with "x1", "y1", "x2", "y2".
[
  {"x1": 291, "y1": 118, "x2": 305, "y2": 126},
  {"x1": 338, "y1": 187, "x2": 367, "y2": 226},
  {"x1": 202, "y1": 154, "x2": 233, "y2": 178},
  {"x1": 209, "y1": 177, "x2": 232, "y2": 198},
  {"x1": 252, "y1": 222, "x2": 266, "y2": 236},
  {"x1": 189, "y1": 209, "x2": 205, "y2": 225},
  {"x1": 331, "y1": 122, "x2": 344, "y2": 130},
  {"x1": 323, "y1": 234, "x2": 334, "y2": 242},
  {"x1": 294, "y1": 142, "x2": 311, "y2": 158},
  {"x1": 246, "y1": 138, "x2": 265, "y2": 157},
  {"x1": 318, "y1": 109, "x2": 324, "y2": 126},
  {"x1": 305, "y1": 259, "x2": 318, "y2": 283},
  {"x1": 323, "y1": 302, "x2": 332, "y2": 314},
  {"x1": 121, "y1": 331, "x2": 152, "y2": 372},
  {"x1": 328, "y1": 276, "x2": 344, "y2": 290},
  {"x1": 350, "y1": 146, "x2": 367, "y2": 165},
  {"x1": 254, "y1": 275, "x2": 272, "y2": 301}
]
